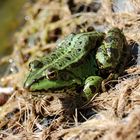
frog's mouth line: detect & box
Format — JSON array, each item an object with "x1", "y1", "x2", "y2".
[
  {"x1": 24, "y1": 75, "x2": 45, "y2": 89},
  {"x1": 24, "y1": 68, "x2": 82, "y2": 91},
  {"x1": 29, "y1": 78, "x2": 78, "y2": 91}
]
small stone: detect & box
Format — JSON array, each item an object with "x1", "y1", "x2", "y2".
[{"x1": 0, "y1": 94, "x2": 9, "y2": 106}]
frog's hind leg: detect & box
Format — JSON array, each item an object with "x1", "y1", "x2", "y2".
[
  {"x1": 83, "y1": 76, "x2": 103, "y2": 100},
  {"x1": 101, "y1": 35, "x2": 130, "y2": 92}
]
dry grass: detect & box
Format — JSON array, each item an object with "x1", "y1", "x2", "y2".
[{"x1": 0, "y1": 0, "x2": 140, "y2": 139}]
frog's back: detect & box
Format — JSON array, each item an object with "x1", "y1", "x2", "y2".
[{"x1": 41, "y1": 31, "x2": 104, "y2": 70}]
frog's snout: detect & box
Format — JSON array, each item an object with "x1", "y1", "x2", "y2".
[
  {"x1": 24, "y1": 72, "x2": 36, "y2": 89},
  {"x1": 24, "y1": 81, "x2": 30, "y2": 89},
  {"x1": 24, "y1": 78, "x2": 33, "y2": 89}
]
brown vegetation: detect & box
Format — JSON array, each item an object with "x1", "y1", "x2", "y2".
[{"x1": 0, "y1": 0, "x2": 140, "y2": 139}]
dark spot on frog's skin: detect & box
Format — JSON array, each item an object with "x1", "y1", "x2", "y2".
[
  {"x1": 69, "y1": 42, "x2": 71, "y2": 46},
  {"x1": 51, "y1": 53, "x2": 56, "y2": 56},
  {"x1": 91, "y1": 78, "x2": 95, "y2": 81},
  {"x1": 65, "y1": 57, "x2": 71, "y2": 61},
  {"x1": 61, "y1": 52, "x2": 64, "y2": 54},
  {"x1": 59, "y1": 64, "x2": 62, "y2": 67},
  {"x1": 29, "y1": 60, "x2": 43, "y2": 70},
  {"x1": 79, "y1": 41, "x2": 82, "y2": 44},
  {"x1": 77, "y1": 48, "x2": 81, "y2": 52}
]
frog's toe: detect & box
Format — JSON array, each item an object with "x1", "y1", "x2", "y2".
[
  {"x1": 83, "y1": 76, "x2": 103, "y2": 101},
  {"x1": 101, "y1": 80, "x2": 107, "y2": 92},
  {"x1": 101, "y1": 73, "x2": 119, "y2": 92}
]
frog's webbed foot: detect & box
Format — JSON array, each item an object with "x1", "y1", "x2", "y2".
[
  {"x1": 101, "y1": 73, "x2": 119, "y2": 92},
  {"x1": 83, "y1": 76, "x2": 103, "y2": 101}
]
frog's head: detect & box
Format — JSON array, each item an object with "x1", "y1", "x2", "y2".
[
  {"x1": 24, "y1": 60, "x2": 45, "y2": 89},
  {"x1": 24, "y1": 59, "x2": 80, "y2": 91}
]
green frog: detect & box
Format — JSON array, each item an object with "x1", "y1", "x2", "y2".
[{"x1": 24, "y1": 28, "x2": 128, "y2": 100}]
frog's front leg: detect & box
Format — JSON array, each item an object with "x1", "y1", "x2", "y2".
[{"x1": 83, "y1": 76, "x2": 103, "y2": 100}]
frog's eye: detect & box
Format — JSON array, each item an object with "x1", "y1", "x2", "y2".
[
  {"x1": 29, "y1": 60, "x2": 43, "y2": 71},
  {"x1": 47, "y1": 71, "x2": 58, "y2": 80}
]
